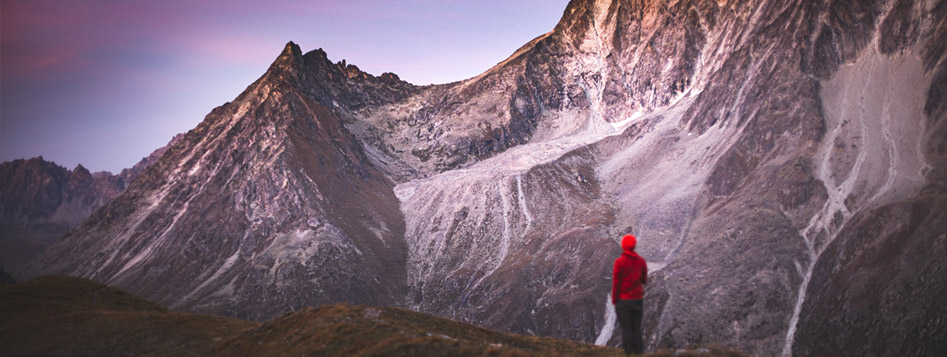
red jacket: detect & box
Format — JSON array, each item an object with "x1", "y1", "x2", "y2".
[{"x1": 612, "y1": 238, "x2": 647, "y2": 303}]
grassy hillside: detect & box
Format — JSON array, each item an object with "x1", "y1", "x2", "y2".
[
  {"x1": 0, "y1": 275, "x2": 254, "y2": 355},
  {"x1": 214, "y1": 303, "x2": 621, "y2": 356},
  {"x1": 0, "y1": 276, "x2": 744, "y2": 356}
]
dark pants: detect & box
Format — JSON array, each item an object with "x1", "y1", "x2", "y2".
[{"x1": 615, "y1": 299, "x2": 644, "y2": 355}]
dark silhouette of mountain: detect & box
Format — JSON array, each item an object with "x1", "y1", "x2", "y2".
[{"x1": 17, "y1": 0, "x2": 947, "y2": 355}]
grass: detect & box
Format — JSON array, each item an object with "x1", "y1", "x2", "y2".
[
  {"x1": 0, "y1": 275, "x2": 255, "y2": 356},
  {"x1": 214, "y1": 303, "x2": 623, "y2": 356},
  {"x1": 1, "y1": 275, "x2": 745, "y2": 356}
]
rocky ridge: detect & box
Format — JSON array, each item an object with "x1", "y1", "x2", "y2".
[
  {"x1": 0, "y1": 135, "x2": 180, "y2": 271},
  {"x1": 17, "y1": 0, "x2": 947, "y2": 356},
  {"x1": 1, "y1": 158, "x2": 124, "y2": 272},
  {"x1": 1, "y1": 158, "x2": 121, "y2": 236}
]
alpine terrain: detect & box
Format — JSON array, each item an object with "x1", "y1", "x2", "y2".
[
  {"x1": 17, "y1": 0, "x2": 947, "y2": 355},
  {"x1": 1, "y1": 138, "x2": 177, "y2": 272}
]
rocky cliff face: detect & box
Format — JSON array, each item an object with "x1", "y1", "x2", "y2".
[{"x1": 19, "y1": 0, "x2": 947, "y2": 355}]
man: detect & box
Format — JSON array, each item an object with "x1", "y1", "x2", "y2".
[{"x1": 612, "y1": 234, "x2": 647, "y2": 355}]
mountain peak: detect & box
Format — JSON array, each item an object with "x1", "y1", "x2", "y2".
[
  {"x1": 273, "y1": 41, "x2": 303, "y2": 66},
  {"x1": 260, "y1": 41, "x2": 305, "y2": 83},
  {"x1": 72, "y1": 164, "x2": 89, "y2": 174},
  {"x1": 281, "y1": 41, "x2": 301, "y2": 57}
]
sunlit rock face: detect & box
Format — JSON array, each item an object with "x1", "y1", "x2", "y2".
[{"x1": 19, "y1": 0, "x2": 946, "y2": 355}]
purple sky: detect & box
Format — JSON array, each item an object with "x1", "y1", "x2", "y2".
[{"x1": 1, "y1": 0, "x2": 569, "y2": 173}]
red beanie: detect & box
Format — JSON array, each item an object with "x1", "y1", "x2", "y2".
[{"x1": 621, "y1": 234, "x2": 637, "y2": 252}]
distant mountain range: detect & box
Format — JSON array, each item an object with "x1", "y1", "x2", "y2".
[{"x1": 0, "y1": 134, "x2": 181, "y2": 271}]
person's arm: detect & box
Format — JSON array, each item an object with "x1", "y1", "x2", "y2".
[
  {"x1": 612, "y1": 259, "x2": 620, "y2": 304},
  {"x1": 641, "y1": 260, "x2": 648, "y2": 285}
]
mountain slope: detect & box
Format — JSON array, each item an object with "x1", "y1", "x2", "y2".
[
  {"x1": 18, "y1": 0, "x2": 947, "y2": 355},
  {"x1": 0, "y1": 136, "x2": 179, "y2": 271},
  {"x1": 20, "y1": 44, "x2": 415, "y2": 320},
  {"x1": 2, "y1": 276, "x2": 668, "y2": 356},
  {"x1": 1, "y1": 158, "x2": 124, "y2": 271},
  {"x1": 0, "y1": 275, "x2": 255, "y2": 356}
]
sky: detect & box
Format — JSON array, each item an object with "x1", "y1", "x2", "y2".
[{"x1": 0, "y1": 0, "x2": 569, "y2": 173}]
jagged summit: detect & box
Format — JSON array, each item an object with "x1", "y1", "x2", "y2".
[
  {"x1": 283, "y1": 40, "x2": 301, "y2": 56},
  {"x1": 262, "y1": 41, "x2": 304, "y2": 76},
  {"x1": 271, "y1": 41, "x2": 403, "y2": 85}
]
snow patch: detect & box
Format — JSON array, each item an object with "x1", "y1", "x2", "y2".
[
  {"x1": 516, "y1": 175, "x2": 533, "y2": 235},
  {"x1": 595, "y1": 295, "x2": 617, "y2": 346}
]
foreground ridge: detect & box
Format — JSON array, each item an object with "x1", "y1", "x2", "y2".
[{"x1": 0, "y1": 276, "x2": 745, "y2": 356}]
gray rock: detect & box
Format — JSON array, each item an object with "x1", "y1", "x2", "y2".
[{"x1": 16, "y1": 1, "x2": 947, "y2": 356}]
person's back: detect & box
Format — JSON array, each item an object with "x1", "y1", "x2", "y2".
[{"x1": 612, "y1": 234, "x2": 647, "y2": 355}]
